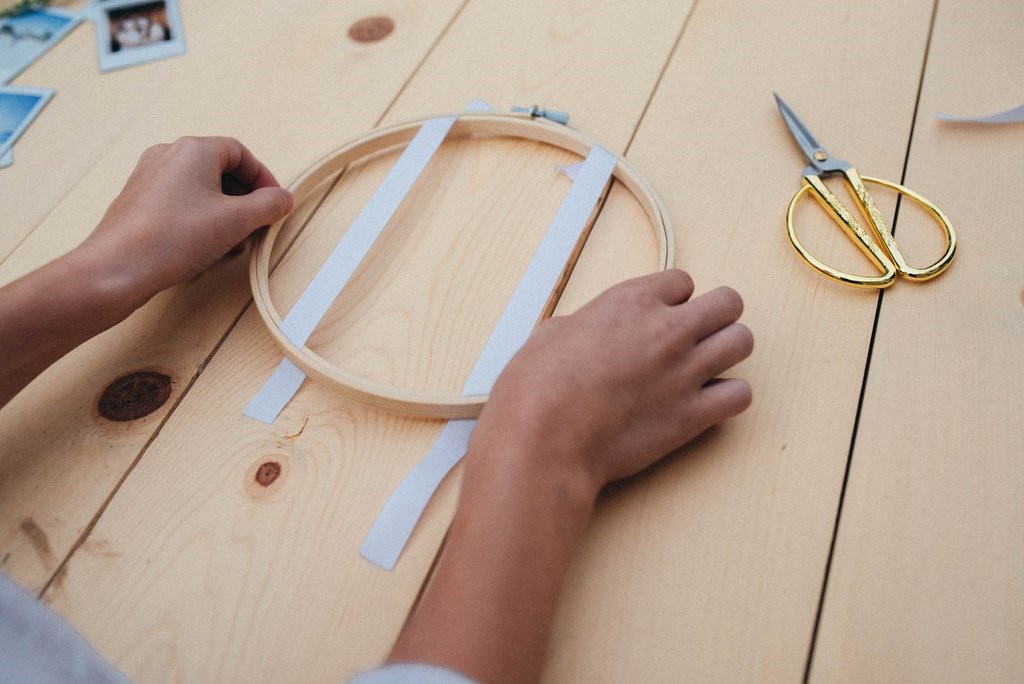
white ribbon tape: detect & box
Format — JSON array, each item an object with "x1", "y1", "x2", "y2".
[
  {"x1": 361, "y1": 144, "x2": 618, "y2": 570},
  {"x1": 245, "y1": 102, "x2": 496, "y2": 423},
  {"x1": 243, "y1": 115, "x2": 459, "y2": 423},
  {"x1": 359, "y1": 418, "x2": 477, "y2": 569},
  {"x1": 237, "y1": 101, "x2": 617, "y2": 570}
]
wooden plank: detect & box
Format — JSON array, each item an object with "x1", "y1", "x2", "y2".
[
  {"x1": 0, "y1": 0, "x2": 468, "y2": 592},
  {"x1": 539, "y1": 0, "x2": 939, "y2": 681},
  {"x1": 2, "y1": 0, "x2": 467, "y2": 281},
  {"x1": 811, "y1": 1, "x2": 1024, "y2": 680},
  {"x1": 381, "y1": 0, "x2": 687, "y2": 145},
  {"x1": 35, "y1": 1, "x2": 697, "y2": 680}
]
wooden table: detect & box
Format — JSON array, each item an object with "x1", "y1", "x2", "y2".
[{"x1": 2, "y1": 1, "x2": 1021, "y2": 681}]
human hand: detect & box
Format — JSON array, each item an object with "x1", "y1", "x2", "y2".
[
  {"x1": 393, "y1": 270, "x2": 752, "y2": 681},
  {"x1": 469, "y1": 269, "x2": 753, "y2": 501},
  {"x1": 81, "y1": 136, "x2": 293, "y2": 306}
]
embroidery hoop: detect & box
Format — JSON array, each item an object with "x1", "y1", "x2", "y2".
[{"x1": 249, "y1": 112, "x2": 676, "y2": 419}]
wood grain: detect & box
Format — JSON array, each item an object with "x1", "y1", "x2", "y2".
[
  {"x1": 0, "y1": 0, "x2": 468, "y2": 593},
  {"x1": 4, "y1": 0, "x2": 1017, "y2": 680},
  {"x1": 540, "y1": 0, "x2": 938, "y2": 680},
  {"x1": 811, "y1": 0, "x2": 1024, "y2": 680},
  {"x1": 30, "y1": 1, "x2": 696, "y2": 680},
  {"x1": 251, "y1": 115, "x2": 672, "y2": 418}
]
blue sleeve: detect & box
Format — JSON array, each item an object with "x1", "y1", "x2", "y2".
[
  {"x1": 349, "y1": 662, "x2": 477, "y2": 684},
  {"x1": 3, "y1": 571, "x2": 475, "y2": 684},
  {"x1": 0, "y1": 572, "x2": 129, "y2": 684}
]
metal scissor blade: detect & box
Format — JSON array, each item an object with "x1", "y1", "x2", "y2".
[{"x1": 774, "y1": 93, "x2": 828, "y2": 167}]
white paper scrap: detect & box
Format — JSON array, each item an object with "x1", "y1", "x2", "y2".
[
  {"x1": 555, "y1": 161, "x2": 584, "y2": 181},
  {"x1": 360, "y1": 144, "x2": 618, "y2": 570},
  {"x1": 466, "y1": 98, "x2": 495, "y2": 112},
  {"x1": 937, "y1": 103, "x2": 1024, "y2": 124}
]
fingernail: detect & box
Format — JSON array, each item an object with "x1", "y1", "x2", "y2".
[{"x1": 280, "y1": 187, "x2": 294, "y2": 213}]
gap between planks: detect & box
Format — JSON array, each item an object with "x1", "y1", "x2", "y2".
[
  {"x1": 37, "y1": 0, "x2": 474, "y2": 599},
  {"x1": 801, "y1": 0, "x2": 941, "y2": 679},
  {"x1": 406, "y1": 0, "x2": 704, "y2": 631}
]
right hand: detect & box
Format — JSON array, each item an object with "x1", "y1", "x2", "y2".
[{"x1": 469, "y1": 269, "x2": 753, "y2": 500}]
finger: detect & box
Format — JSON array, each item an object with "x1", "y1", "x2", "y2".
[
  {"x1": 676, "y1": 286, "x2": 744, "y2": 342},
  {"x1": 699, "y1": 377, "x2": 752, "y2": 422},
  {"x1": 226, "y1": 186, "x2": 294, "y2": 236},
  {"x1": 637, "y1": 268, "x2": 695, "y2": 305},
  {"x1": 139, "y1": 142, "x2": 171, "y2": 163},
  {"x1": 690, "y1": 322, "x2": 754, "y2": 381},
  {"x1": 207, "y1": 136, "x2": 281, "y2": 190}
]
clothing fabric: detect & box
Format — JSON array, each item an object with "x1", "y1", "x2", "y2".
[
  {"x1": 2, "y1": 572, "x2": 474, "y2": 684},
  {"x1": 349, "y1": 662, "x2": 477, "y2": 684},
  {"x1": 0, "y1": 572, "x2": 128, "y2": 684}
]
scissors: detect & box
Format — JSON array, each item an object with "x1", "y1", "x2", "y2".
[{"x1": 775, "y1": 94, "x2": 956, "y2": 289}]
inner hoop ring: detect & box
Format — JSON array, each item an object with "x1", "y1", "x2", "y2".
[{"x1": 250, "y1": 113, "x2": 676, "y2": 419}]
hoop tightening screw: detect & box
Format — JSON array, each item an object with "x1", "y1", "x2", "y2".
[{"x1": 511, "y1": 105, "x2": 570, "y2": 125}]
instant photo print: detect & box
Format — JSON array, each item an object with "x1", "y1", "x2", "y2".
[
  {"x1": 0, "y1": 8, "x2": 82, "y2": 84},
  {"x1": 0, "y1": 84, "x2": 54, "y2": 159},
  {"x1": 93, "y1": 0, "x2": 185, "y2": 72}
]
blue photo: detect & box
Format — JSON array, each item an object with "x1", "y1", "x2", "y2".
[
  {"x1": 0, "y1": 8, "x2": 81, "y2": 84},
  {"x1": 0, "y1": 85, "x2": 53, "y2": 158}
]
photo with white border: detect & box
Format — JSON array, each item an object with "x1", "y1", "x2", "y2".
[
  {"x1": 0, "y1": 84, "x2": 54, "y2": 159},
  {"x1": 93, "y1": 0, "x2": 185, "y2": 72},
  {"x1": 0, "y1": 7, "x2": 82, "y2": 84}
]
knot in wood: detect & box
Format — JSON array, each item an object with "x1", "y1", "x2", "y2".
[
  {"x1": 348, "y1": 16, "x2": 394, "y2": 43},
  {"x1": 255, "y1": 461, "x2": 282, "y2": 487},
  {"x1": 98, "y1": 371, "x2": 172, "y2": 422}
]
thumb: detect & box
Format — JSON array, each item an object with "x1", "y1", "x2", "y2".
[{"x1": 229, "y1": 186, "x2": 294, "y2": 234}]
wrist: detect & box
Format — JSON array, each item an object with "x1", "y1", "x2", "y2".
[
  {"x1": 62, "y1": 238, "x2": 153, "y2": 325},
  {"x1": 394, "y1": 430, "x2": 598, "y2": 682},
  {"x1": 464, "y1": 417, "x2": 601, "y2": 526},
  {"x1": 0, "y1": 238, "x2": 151, "y2": 407}
]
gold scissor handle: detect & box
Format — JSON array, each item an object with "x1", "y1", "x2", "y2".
[{"x1": 786, "y1": 168, "x2": 957, "y2": 288}]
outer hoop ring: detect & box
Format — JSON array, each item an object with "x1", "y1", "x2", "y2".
[{"x1": 250, "y1": 112, "x2": 676, "y2": 419}]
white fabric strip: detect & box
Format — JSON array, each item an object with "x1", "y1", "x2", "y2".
[
  {"x1": 279, "y1": 116, "x2": 458, "y2": 344},
  {"x1": 461, "y1": 146, "x2": 617, "y2": 396},
  {"x1": 937, "y1": 103, "x2": 1024, "y2": 124},
  {"x1": 361, "y1": 144, "x2": 618, "y2": 570},
  {"x1": 241, "y1": 357, "x2": 306, "y2": 424},
  {"x1": 243, "y1": 115, "x2": 458, "y2": 423},
  {"x1": 360, "y1": 418, "x2": 477, "y2": 570}
]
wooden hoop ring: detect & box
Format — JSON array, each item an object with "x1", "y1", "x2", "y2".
[{"x1": 250, "y1": 112, "x2": 676, "y2": 419}]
